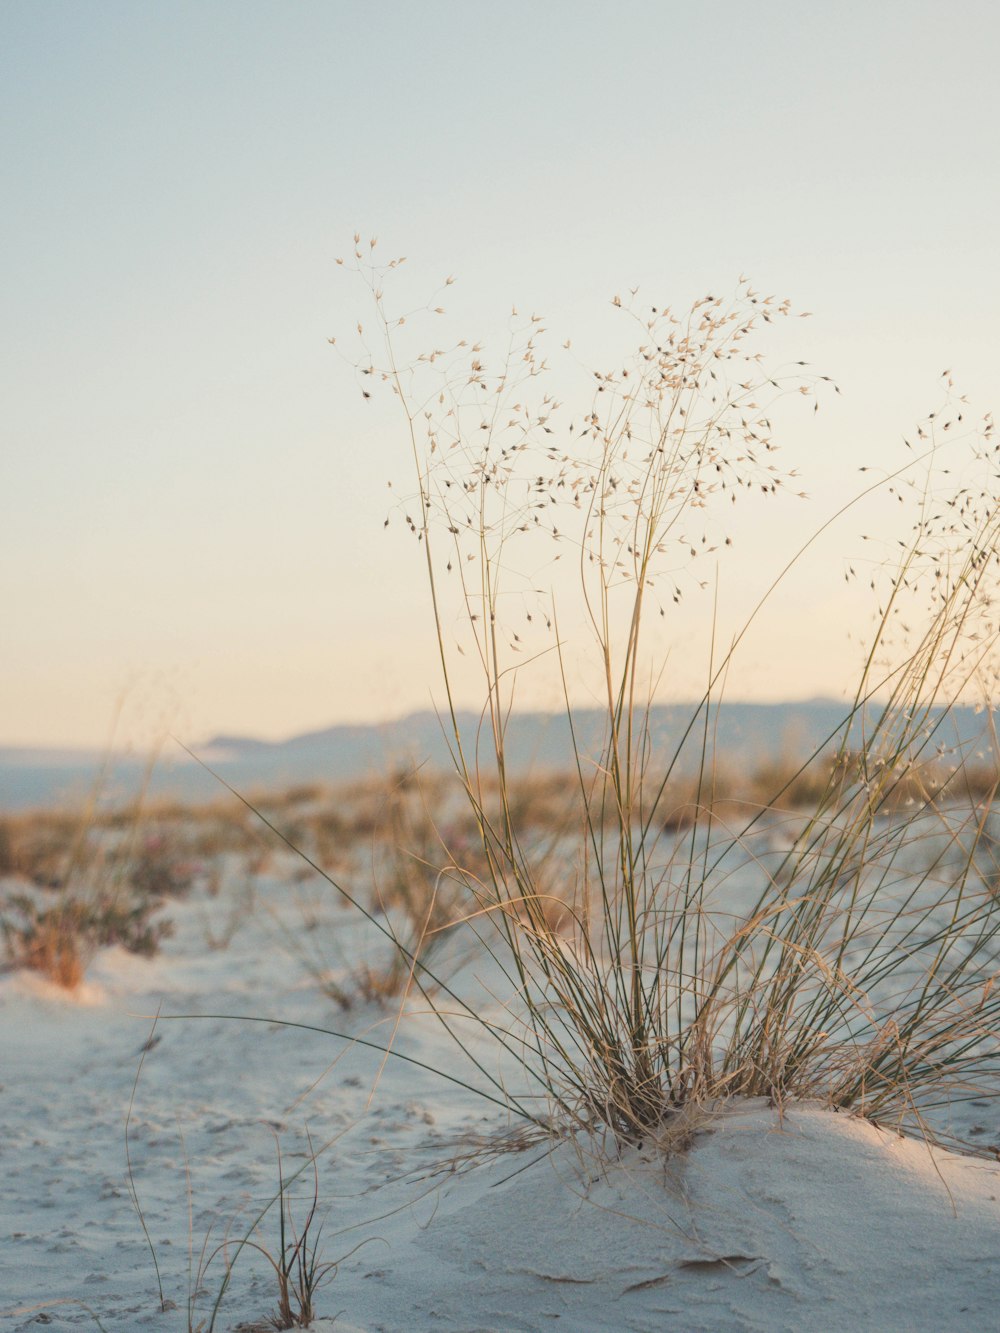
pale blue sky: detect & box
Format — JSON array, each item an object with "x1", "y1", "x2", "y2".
[{"x1": 3, "y1": 1, "x2": 998, "y2": 747}]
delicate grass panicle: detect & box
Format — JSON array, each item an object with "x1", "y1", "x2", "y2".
[{"x1": 326, "y1": 238, "x2": 1000, "y2": 1152}]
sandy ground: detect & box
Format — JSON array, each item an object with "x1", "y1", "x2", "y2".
[{"x1": 2, "y1": 845, "x2": 999, "y2": 1331}]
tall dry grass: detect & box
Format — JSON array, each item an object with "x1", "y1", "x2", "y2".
[{"x1": 325, "y1": 242, "x2": 1000, "y2": 1151}]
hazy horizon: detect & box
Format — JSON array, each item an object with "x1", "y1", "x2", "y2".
[
  {"x1": 1, "y1": 693, "x2": 855, "y2": 756},
  {"x1": 8, "y1": 695, "x2": 998, "y2": 813}
]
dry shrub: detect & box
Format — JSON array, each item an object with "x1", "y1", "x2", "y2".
[
  {"x1": 2, "y1": 886, "x2": 172, "y2": 988},
  {"x1": 5, "y1": 899, "x2": 87, "y2": 989},
  {"x1": 0, "y1": 803, "x2": 196, "y2": 988},
  {"x1": 0, "y1": 810, "x2": 87, "y2": 888}
]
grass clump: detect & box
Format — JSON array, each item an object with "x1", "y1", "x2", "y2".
[
  {"x1": 328, "y1": 243, "x2": 1000, "y2": 1151},
  {"x1": 259, "y1": 1139, "x2": 338, "y2": 1330}
]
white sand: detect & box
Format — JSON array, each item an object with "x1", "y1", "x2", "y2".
[{"x1": 2, "y1": 850, "x2": 998, "y2": 1331}]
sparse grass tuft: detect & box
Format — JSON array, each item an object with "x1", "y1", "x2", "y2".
[{"x1": 261, "y1": 1138, "x2": 337, "y2": 1330}]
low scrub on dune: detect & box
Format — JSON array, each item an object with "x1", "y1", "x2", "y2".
[{"x1": 0, "y1": 803, "x2": 200, "y2": 989}]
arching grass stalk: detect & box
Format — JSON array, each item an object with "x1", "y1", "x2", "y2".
[{"x1": 171, "y1": 744, "x2": 566, "y2": 1124}]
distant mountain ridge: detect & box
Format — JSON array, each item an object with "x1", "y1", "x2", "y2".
[
  {"x1": 204, "y1": 702, "x2": 859, "y2": 774},
  {"x1": 3, "y1": 700, "x2": 996, "y2": 811}
]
